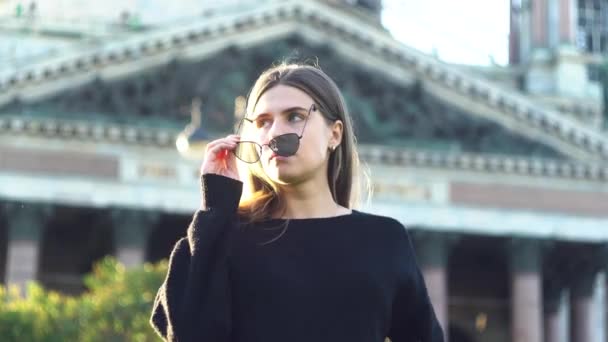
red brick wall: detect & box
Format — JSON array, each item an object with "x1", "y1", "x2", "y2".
[
  {"x1": 0, "y1": 147, "x2": 119, "y2": 179},
  {"x1": 450, "y1": 182, "x2": 608, "y2": 217}
]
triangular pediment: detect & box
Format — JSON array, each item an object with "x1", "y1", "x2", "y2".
[{"x1": 0, "y1": 0, "x2": 606, "y2": 162}]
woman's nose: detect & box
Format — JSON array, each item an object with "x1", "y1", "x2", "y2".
[{"x1": 264, "y1": 120, "x2": 287, "y2": 144}]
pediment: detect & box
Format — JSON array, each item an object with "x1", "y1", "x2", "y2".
[
  {"x1": 0, "y1": 36, "x2": 567, "y2": 159},
  {"x1": 1, "y1": 0, "x2": 605, "y2": 161}
]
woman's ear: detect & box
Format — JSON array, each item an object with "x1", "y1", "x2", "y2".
[{"x1": 329, "y1": 120, "x2": 344, "y2": 148}]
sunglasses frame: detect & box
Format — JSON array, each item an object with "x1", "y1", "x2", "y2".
[{"x1": 232, "y1": 103, "x2": 316, "y2": 163}]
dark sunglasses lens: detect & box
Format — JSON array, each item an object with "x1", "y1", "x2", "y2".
[
  {"x1": 272, "y1": 133, "x2": 300, "y2": 157},
  {"x1": 234, "y1": 142, "x2": 261, "y2": 163}
]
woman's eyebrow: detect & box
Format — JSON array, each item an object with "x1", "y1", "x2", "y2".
[{"x1": 250, "y1": 106, "x2": 308, "y2": 120}]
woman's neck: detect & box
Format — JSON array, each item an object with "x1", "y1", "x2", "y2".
[{"x1": 273, "y1": 178, "x2": 349, "y2": 219}]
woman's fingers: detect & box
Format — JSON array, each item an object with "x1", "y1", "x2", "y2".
[
  {"x1": 200, "y1": 135, "x2": 242, "y2": 180},
  {"x1": 206, "y1": 136, "x2": 239, "y2": 151},
  {"x1": 205, "y1": 135, "x2": 240, "y2": 152},
  {"x1": 207, "y1": 141, "x2": 237, "y2": 158}
]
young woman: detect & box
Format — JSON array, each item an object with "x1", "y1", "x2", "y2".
[{"x1": 150, "y1": 63, "x2": 444, "y2": 342}]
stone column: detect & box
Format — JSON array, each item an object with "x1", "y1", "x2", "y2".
[
  {"x1": 558, "y1": 0, "x2": 576, "y2": 45},
  {"x1": 595, "y1": 271, "x2": 605, "y2": 342},
  {"x1": 544, "y1": 281, "x2": 568, "y2": 342},
  {"x1": 3, "y1": 203, "x2": 52, "y2": 295},
  {"x1": 569, "y1": 268, "x2": 597, "y2": 342},
  {"x1": 413, "y1": 231, "x2": 453, "y2": 340},
  {"x1": 599, "y1": 246, "x2": 608, "y2": 342},
  {"x1": 525, "y1": 0, "x2": 555, "y2": 95},
  {"x1": 509, "y1": 0, "x2": 522, "y2": 65},
  {"x1": 531, "y1": 0, "x2": 548, "y2": 49},
  {"x1": 510, "y1": 238, "x2": 543, "y2": 342},
  {"x1": 547, "y1": 0, "x2": 560, "y2": 48},
  {"x1": 111, "y1": 209, "x2": 158, "y2": 268},
  {"x1": 518, "y1": 0, "x2": 532, "y2": 63}
]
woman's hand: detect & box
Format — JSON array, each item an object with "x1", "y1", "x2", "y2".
[{"x1": 200, "y1": 134, "x2": 240, "y2": 181}]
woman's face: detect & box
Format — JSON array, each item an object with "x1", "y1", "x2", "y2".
[{"x1": 245, "y1": 84, "x2": 342, "y2": 185}]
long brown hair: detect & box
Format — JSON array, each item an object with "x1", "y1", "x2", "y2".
[{"x1": 236, "y1": 62, "x2": 370, "y2": 229}]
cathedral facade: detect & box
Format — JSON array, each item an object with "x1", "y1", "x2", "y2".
[{"x1": 0, "y1": 1, "x2": 607, "y2": 341}]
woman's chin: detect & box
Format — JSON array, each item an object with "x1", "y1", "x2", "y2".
[{"x1": 264, "y1": 164, "x2": 299, "y2": 184}]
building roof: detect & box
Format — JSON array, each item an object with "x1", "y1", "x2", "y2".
[{"x1": 0, "y1": 0, "x2": 607, "y2": 167}]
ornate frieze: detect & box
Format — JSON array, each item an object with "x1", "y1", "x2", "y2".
[{"x1": 0, "y1": 0, "x2": 605, "y2": 161}]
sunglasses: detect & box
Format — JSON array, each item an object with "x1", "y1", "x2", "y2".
[{"x1": 232, "y1": 103, "x2": 316, "y2": 163}]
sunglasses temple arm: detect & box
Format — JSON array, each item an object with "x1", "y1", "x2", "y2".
[
  {"x1": 299, "y1": 106, "x2": 314, "y2": 138},
  {"x1": 235, "y1": 116, "x2": 253, "y2": 135},
  {"x1": 234, "y1": 117, "x2": 243, "y2": 135}
]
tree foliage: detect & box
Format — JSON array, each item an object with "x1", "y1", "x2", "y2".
[{"x1": 0, "y1": 257, "x2": 167, "y2": 342}]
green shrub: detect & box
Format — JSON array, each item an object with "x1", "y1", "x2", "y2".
[{"x1": 0, "y1": 257, "x2": 167, "y2": 342}]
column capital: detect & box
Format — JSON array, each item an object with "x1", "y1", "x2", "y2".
[
  {"x1": 543, "y1": 279, "x2": 566, "y2": 314},
  {"x1": 570, "y1": 269, "x2": 596, "y2": 299},
  {"x1": 110, "y1": 208, "x2": 159, "y2": 248},
  {"x1": 110, "y1": 207, "x2": 160, "y2": 224},
  {"x1": 508, "y1": 237, "x2": 546, "y2": 273},
  {"x1": 569, "y1": 246, "x2": 599, "y2": 342},
  {"x1": 545, "y1": 243, "x2": 602, "y2": 300},
  {"x1": 543, "y1": 243, "x2": 569, "y2": 315},
  {"x1": 2, "y1": 202, "x2": 53, "y2": 241},
  {"x1": 411, "y1": 230, "x2": 458, "y2": 268},
  {"x1": 569, "y1": 245, "x2": 603, "y2": 299},
  {"x1": 596, "y1": 243, "x2": 608, "y2": 268}
]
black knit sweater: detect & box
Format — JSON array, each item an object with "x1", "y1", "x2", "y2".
[{"x1": 150, "y1": 173, "x2": 444, "y2": 342}]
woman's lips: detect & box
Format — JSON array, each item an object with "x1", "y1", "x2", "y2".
[{"x1": 269, "y1": 153, "x2": 288, "y2": 161}]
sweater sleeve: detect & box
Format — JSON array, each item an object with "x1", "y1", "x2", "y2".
[
  {"x1": 388, "y1": 225, "x2": 445, "y2": 342},
  {"x1": 150, "y1": 173, "x2": 243, "y2": 342}
]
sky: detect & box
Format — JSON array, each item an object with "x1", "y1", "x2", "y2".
[
  {"x1": 0, "y1": 0, "x2": 511, "y2": 66},
  {"x1": 382, "y1": 0, "x2": 510, "y2": 66}
]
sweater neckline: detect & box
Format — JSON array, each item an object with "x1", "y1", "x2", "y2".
[{"x1": 262, "y1": 209, "x2": 361, "y2": 223}]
